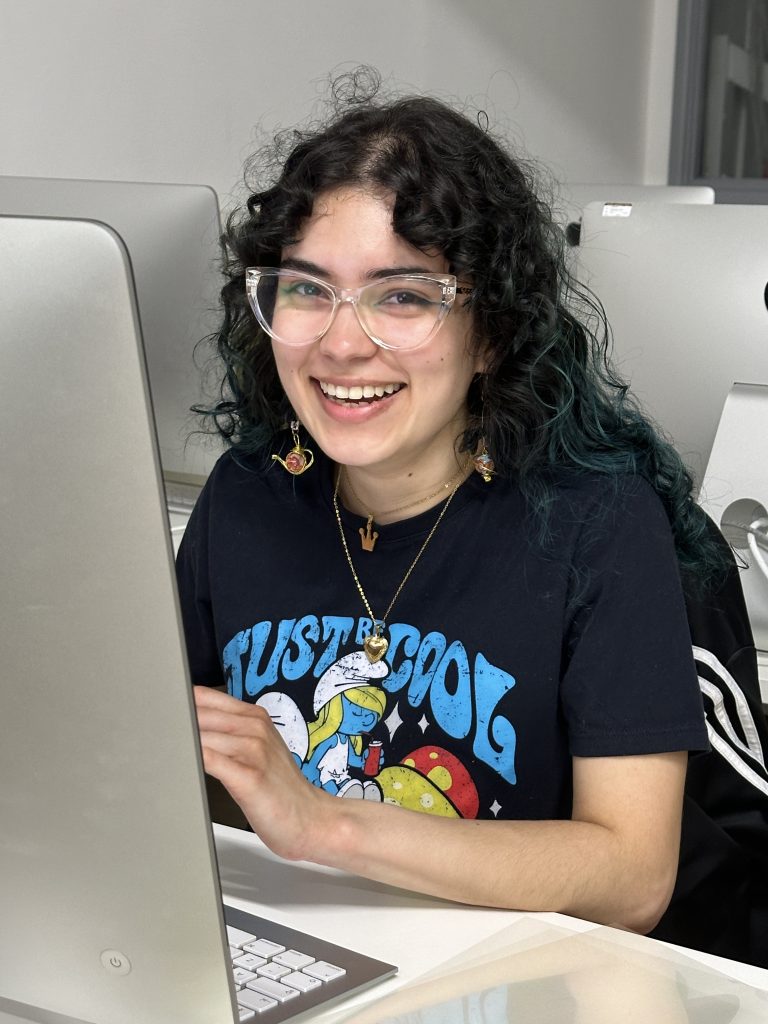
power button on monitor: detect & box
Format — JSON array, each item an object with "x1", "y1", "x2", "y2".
[{"x1": 100, "y1": 949, "x2": 132, "y2": 975}]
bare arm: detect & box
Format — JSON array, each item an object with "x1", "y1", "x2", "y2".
[{"x1": 194, "y1": 687, "x2": 687, "y2": 933}]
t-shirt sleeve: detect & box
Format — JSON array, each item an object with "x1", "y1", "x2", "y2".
[
  {"x1": 560, "y1": 479, "x2": 709, "y2": 757},
  {"x1": 175, "y1": 477, "x2": 225, "y2": 687}
]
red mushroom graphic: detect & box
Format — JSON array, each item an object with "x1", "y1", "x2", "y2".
[{"x1": 375, "y1": 745, "x2": 479, "y2": 819}]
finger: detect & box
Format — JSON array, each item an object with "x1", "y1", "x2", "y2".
[
  {"x1": 197, "y1": 727, "x2": 271, "y2": 764},
  {"x1": 196, "y1": 704, "x2": 272, "y2": 736},
  {"x1": 194, "y1": 687, "x2": 273, "y2": 726},
  {"x1": 193, "y1": 685, "x2": 244, "y2": 709},
  {"x1": 198, "y1": 743, "x2": 258, "y2": 797}
]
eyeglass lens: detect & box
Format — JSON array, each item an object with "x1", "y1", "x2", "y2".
[{"x1": 250, "y1": 269, "x2": 448, "y2": 348}]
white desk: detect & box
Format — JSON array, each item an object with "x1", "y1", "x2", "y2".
[
  {"x1": 212, "y1": 826, "x2": 768, "y2": 1022},
  {"x1": 2, "y1": 824, "x2": 767, "y2": 1024}
]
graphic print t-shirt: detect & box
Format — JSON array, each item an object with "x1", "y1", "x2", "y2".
[{"x1": 176, "y1": 450, "x2": 708, "y2": 822}]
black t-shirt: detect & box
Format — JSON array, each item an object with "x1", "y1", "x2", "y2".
[{"x1": 176, "y1": 449, "x2": 708, "y2": 822}]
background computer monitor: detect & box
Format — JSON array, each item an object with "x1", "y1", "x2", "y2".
[
  {"x1": 575, "y1": 202, "x2": 768, "y2": 682},
  {"x1": 0, "y1": 175, "x2": 225, "y2": 488},
  {"x1": 574, "y1": 201, "x2": 768, "y2": 491},
  {"x1": 555, "y1": 183, "x2": 715, "y2": 243}
]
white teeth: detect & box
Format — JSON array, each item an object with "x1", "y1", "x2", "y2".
[{"x1": 319, "y1": 381, "x2": 402, "y2": 400}]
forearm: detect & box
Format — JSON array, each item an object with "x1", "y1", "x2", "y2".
[
  {"x1": 308, "y1": 799, "x2": 676, "y2": 933},
  {"x1": 194, "y1": 690, "x2": 684, "y2": 933}
]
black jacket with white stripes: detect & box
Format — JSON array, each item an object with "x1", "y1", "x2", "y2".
[{"x1": 651, "y1": 523, "x2": 768, "y2": 968}]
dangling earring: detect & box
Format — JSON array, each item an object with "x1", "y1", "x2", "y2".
[
  {"x1": 472, "y1": 440, "x2": 495, "y2": 483},
  {"x1": 472, "y1": 378, "x2": 495, "y2": 483},
  {"x1": 272, "y1": 420, "x2": 314, "y2": 475}
]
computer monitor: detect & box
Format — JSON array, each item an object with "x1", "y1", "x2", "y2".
[
  {"x1": 0, "y1": 175, "x2": 225, "y2": 490},
  {"x1": 555, "y1": 183, "x2": 715, "y2": 244},
  {"x1": 574, "y1": 201, "x2": 768, "y2": 491},
  {"x1": 0, "y1": 214, "x2": 395, "y2": 1024}
]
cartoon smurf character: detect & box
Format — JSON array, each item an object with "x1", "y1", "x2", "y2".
[
  {"x1": 256, "y1": 651, "x2": 388, "y2": 800},
  {"x1": 304, "y1": 651, "x2": 387, "y2": 800}
]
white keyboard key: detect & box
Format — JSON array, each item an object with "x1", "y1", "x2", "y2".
[
  {"x1": 244, "y1": 938, "x2": 286, "y2": 958},
  {"x1": 227, "y1": 925, "x2": 258, "y2": 949},
  {"x1": 257, "y1": 961, "x2": 290, "y2": 981},
  {"x1": 282, "y1": 970, "x2": 322, "y2": 993},
  {"x1": 232, "y1": 967, "x2": 258, "y2": 988},
  {"x1": 272, "y1": 949, "x2": 315, "y2": 970},
  {"x1": 304, "y1": 960, "x2": 346, "y2": 982},
  {"x1": 238, "y1": 989, "x2": 278, "y2": 1013},
  {"x1": 237, "y1": 1006, "x2": 256, "y2": 1022},
  {"x1": 246, "y1": 977, "x2": 300, "y2": 1003},
  {"x1": 234, "y1": 952, "x2": 268, "y2": 972},
  {"x1": 230, "y1": 945, "x2": 244, "y2": 959}
]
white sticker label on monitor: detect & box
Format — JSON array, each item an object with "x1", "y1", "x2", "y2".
[{"x1": 602, "y1": 203, "x2": 633, "y2": 217}]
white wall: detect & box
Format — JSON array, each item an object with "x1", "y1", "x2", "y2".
[
  {"x1": 0, "y1": 0, "x2": 677, "y2": 210},
  {"x1": 644, "y1": 0, "x2": 680, "y2": 183}
]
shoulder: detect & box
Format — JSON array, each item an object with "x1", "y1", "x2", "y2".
[
  {"x1": 547, "y1": 469, "x2": 667, "y2": 520},
  {"x1": 203, "y1": 448, "x2": 271, "y2": 494},
  {"x1": 531, "y1": 470, "x2": 672, "y2": 560},
  {"x1": 195, "y1": 446, "x2": 331, "y2": 513}
]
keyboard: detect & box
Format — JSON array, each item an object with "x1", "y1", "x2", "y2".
[{"x1": 224, "y1": 905, "x2": 397, "y2": 1023}]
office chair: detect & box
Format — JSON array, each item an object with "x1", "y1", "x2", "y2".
[{"x1": 651, "y1": 518, "x2": 768, "y2": 968}]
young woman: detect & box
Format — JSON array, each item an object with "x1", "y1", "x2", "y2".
[{"x1": 178, "y1": 75, "x2": 766, "y2": 959}]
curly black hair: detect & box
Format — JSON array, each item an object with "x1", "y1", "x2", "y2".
[{"x1": 199, "y1": 68, "x2": 726, "y2": 588}]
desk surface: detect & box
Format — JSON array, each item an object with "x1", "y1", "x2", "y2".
[
  {"x1": 2, "y1": 824, "x2": 767, "y2": 1024},
  {"x1": 210, "y1": 826, "x2": 768, "y2": 1018}
]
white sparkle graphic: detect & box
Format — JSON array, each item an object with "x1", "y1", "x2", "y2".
[
  {"x1": 418, "y1": 714, "x2": 429, "y2": 733},
  {"x1": 384, "y1": 703, "x2": 403, "y2": 740},
  {"x1": 489, "y1": 800, "x2": 502, "y2": 818}
]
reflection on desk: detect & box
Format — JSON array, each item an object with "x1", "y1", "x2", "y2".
[{"x1": 335, "y1": 920, "x2": 768, "y2": 1024}]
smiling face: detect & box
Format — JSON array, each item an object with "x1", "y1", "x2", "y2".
[{"x1": 271, "y1": 188, "x2": 484, "y2": 482}]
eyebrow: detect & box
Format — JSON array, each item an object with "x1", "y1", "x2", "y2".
[{"x1": 279, "y1": 256, "x2": 439, "y2": 280}]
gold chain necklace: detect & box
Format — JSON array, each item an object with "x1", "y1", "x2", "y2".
[
  {"x1": 333, "y1": 473, "x2": 460, "y2": 663},
  {"x1": 341, "y1": 460, "x2": 469, "y2": 552}
]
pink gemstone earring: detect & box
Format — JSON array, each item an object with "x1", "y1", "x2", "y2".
[{"x1": 272, "y1": 420, "x2": 314, "y2": 475}]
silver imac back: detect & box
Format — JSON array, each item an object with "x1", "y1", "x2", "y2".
[
  {"x1": 574, "y1": 201, "x2": 768, "y2": 490},
  {"x1": 0, "y1": 215, "x2": 236, "y2": 1024},
  {"x1": 556, "y1": 182, "x2": 715, "y2": 240},
  {"x1": 0, "y1": 175, "x2": 224, "y2": 489}
]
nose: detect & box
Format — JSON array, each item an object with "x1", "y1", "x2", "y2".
[{"x1": 317, "y1": 297, "x2": 378, "y2": 360}]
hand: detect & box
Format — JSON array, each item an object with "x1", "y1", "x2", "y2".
[{"x1": 193, "y1": 686, "x2": 330, "y2": 862}]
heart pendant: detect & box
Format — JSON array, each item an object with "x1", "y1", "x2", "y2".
[{"x1": 363, "y1": 634, "x2": 388, "y2": 664}]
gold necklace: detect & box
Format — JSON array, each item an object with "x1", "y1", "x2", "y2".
[
  {"x1": 333, "y1": 474, "x2": 460, "y2": 663},
  {"x1": 341, "y1": 460, "x2": 469, "y2": 552}
]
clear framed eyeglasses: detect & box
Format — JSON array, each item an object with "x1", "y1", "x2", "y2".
[{"x1": 245, "y1": 267, "x2": 472, "y2": 351}]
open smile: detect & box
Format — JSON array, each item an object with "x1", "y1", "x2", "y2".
[{"x1": 317, "y1": 380, "x2": 405, "y2": 405}]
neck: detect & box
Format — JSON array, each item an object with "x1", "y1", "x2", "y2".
[{"x1": 338, "y1": 450, "x2": 471, "y2": 526}]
